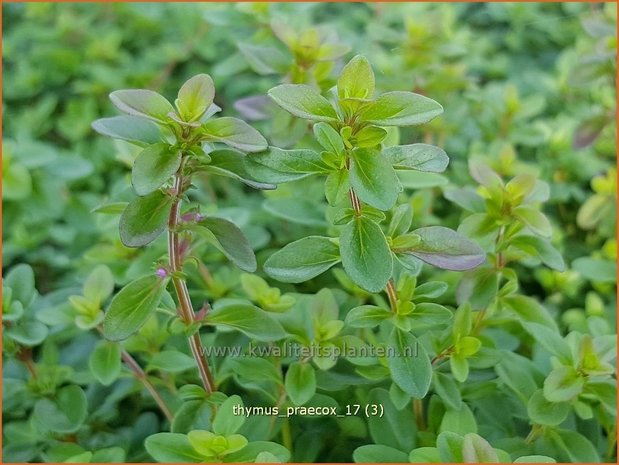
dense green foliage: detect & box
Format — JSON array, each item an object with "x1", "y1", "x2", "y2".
[{"x1": 2, "y1": 3, "x2": 617, "y2": 464}]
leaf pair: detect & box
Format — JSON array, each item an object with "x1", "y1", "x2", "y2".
[
  {"x1": 265, "y1": 220, "x2": 485, "y2": 293},
  {"x1": 268, "y1": 55, "x2": 443, "y2": 127}
]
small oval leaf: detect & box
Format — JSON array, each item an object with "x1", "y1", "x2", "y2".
[
  {"x1": 132, "y1": 143, "x2": 181, "y2": 196},
  {"x1": 119, "y1": 190, "x2": 173, "y2": 248},
  {"x1": 103, "y1": 275, "x2": 168, "y2": 341}
]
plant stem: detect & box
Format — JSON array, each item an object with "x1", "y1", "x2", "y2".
[
  {"x1": 16, "y1": 347, "x2": 38, "y2": 379},
  {"x1": 606, "y1": 424, "x2": 617, "y2": 462},
  {"x1": 281, "y1": 416, "x2": 293, "y2": 453},
  {"x1": 349, "y1": 188, "x2": 362, "y2": 214},
  {"x1": 120, "y1": 349, "x2": 174, "y2": 423},
  {"x1": 95, "y1": 326, "x2": 173, "y2": 422},
  {"x1": 169, "y1": 173, "x2": 216, "y2": 393},
  {"x1": 386, "y1": 278, "x2": 398, "y2": 313},
  {"x1": 495, "y1": 224, "x2": 506, "y2": 269},
  {"x1": 413, "y1": 398, "x2": 426, "y2": 431}
]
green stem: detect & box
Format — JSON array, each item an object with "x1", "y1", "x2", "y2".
[
  {"x1": 281, "y1": 417, "x2": 293, "y2": 453},
  {"x1": 495, "y1": 224, "x2": 506, "y2": 270},
  {"x1": 16, "y1": 347, "x2": 38, "y2": 379},
  {"x1": 168, "y1": 172, "x2": 216, "y2": 393},
  {"x1": 413, "y1": 398, "x2": 426, "y2": 431},
  {"x1": 606, "y1": 424, "x2": 617, "y2": 462},
  {"x1": 120, "y1": 348, "x2": 174, "y2": 423},
  {"x1": 95, "y1": 326, "x2": 173, "y2": 422},
  {"x1": 386, "y1": 278, "x2": 398, "y2": 313}
]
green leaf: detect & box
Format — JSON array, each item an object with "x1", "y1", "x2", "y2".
[
  {"x1": 92, "y1": 202, "x2": 129, "y2": 215},
  {"x1": 436, "y1": 431, "x2": 464, "y2": 462},
  {"x1": 89, "y1": 341, "x2": 121, "y2": 386},
  {"x1": 509, "y1": 235, "x2": 565, "y2": 271},
  {"x1": 415, "y1": 281, "x2": 449, "y2": 299},
  {"x1": 3, "y1": 161, "x2": 32, "y2": 200},
  {"x1": 268, "y1": 84, "x2": 338, "y2": 122},
  {"x1": 132, "y1": 143, "x2": 181, "y2": 196},
  {"x1": 102, "y1": 275, "x2": 168, "y2": 341},
  {"x1": 384, "y1": 144, "x2": 449, "y2": 173},
  {"x1": 177, "y1": 74, "x2": 215, "y2": 121},
  {"x1": 368, "y1": 388, "x2": 416, "y2": 451},
  {"x1": 388, "y1": 204, "x2": 413, "y2": 238},
  {"x1": 33, "y1": 385, "x2": 87, "y2": 433},
  {"x1": 119, "y1": 190, "x2": 173, "y2": 248},
  {"x1": 503, "y1": 295, "x2": 558, "y2": 330},
  {"x1": 543, "y1": 366, "x2": 584, "y2": 402},
  {"x1": 354, "y1": 125, "x2": 387, "y2": 148},
  {"x1": 572, "y1": 257, "x2": 617, "y2": 283},
  {"x1": 206, "y1": 149, "x2": 276, "y2": 190},
  {"x1": 91, "y1": 116, "x2": 164, "y2": 146},
  {"x1": 83, "y1": 265, "x2": 115, "y2": 303},
  {"x1": 187, "y1": 430, "x2": 247, "y2": 457},
  {"x1": 495, "y1": 352, "x2": 544, "y2": 404},
  {"x1": 576, "y1": 194, "x2": 608, "y2": 229},
  {"x1": 5, "y1": 321, "x2": 48, "y2": 346},
  {"x1": 353, "y1": 445, "x2": 408, "y2": 463},
  {"x1": 548, "y1": 429, "x2": 600, "y2": 463},
  {"x1": 461, "y1": 433, "x2": 499, "y2": 463},
  {"x1": 506, "y1": 174, "x2": 537, "y2": 203},
  {"x1": 5, "y1": 264, "x2": 36, "y2": 306},
  {"x1": 264, "y1": 198, "x2": 327, "y2": 227},
  {"x1": 338, "y1": 55, "x2": 375, "y2": 99},
  {"x1": 285, "y1": 361, "x2": 316, "y2": 406},
  {"x1": 350, "y1": 148, "x2": 401, "y2": 211},
  {"x1": 238, "y1": 43, "x2": 291, "y2": 75},
  {"x1": 225, "y1": 441, "x2": 290, "y2": 463},
  {"x1": 513, "y1": 206, "x2": 552, "y2": 237},
  {"x1": 109, "y1": 89, "x2": 174, "y2": 123},
  {"x1": 400, "y1": 226, "x2": 485, "y2": 271},
  {"x1": 514, "y1": 456, "x2": 557, "y2": 463},
  {"x1": 340, "y1": 216, "x2": 393, "y2": 293},
  {"x1": 246, "y1": 147, "x2": 329, "y2": 179},
  {"x1": 205, "y1": 302, "x2": 285, "y2": 341},
  {"x1": 409, "y1": 447, "x2": 441, "y2": 463},
  {"x1": 213, "y1": 395, "x2": 245, "y2": 436},
  {"x1": 202, "y1": 117, "x2": 267, "y2": 152},
  {"x1": 398, "y1": 171, "x2": 448, "y2": 189},
  {"x1": 359, "y1": 91, "x2": 443, "y2": 126},
  {"x1": 91, "y1": 447, "x2": 126, "y2": 463},
  {"x1": 388, "y1": 328, "x2": 432, "y2": 398},
  {"x1": 527, "y1": 389, "x2": 570, "y2": 426},
  {"x1": 172, "y1": 400, "x2": 212, "y2": 434},
  {"x1": 345, "y1": 305, "x2": 391, "y2": 328},
  {"x1": 521, "y1": 322, "x2": 572, "y2": 363},
  {"x1": 190, "y1": 216, "x2": 256, "y2": 272},
  {"x1": 411, "y1": 303, "x2": 452, "y2": 324},
  {"x1": 148, "y1": 351, "x2": 196, "y2": 373},
  {"x1": 325, "y1": 169, "x2": 350, "y2": 205},
  {"x1": 264, "y1": 236, "x2": 341, "y2": 283},
  {"x1": 455, "y1": 336, "x2": 481, "y2": 357},
  {"x1": 450, "y1": 354, "x2": 469, "y2": 383},
  {"x1": 229, "y1": 358, "x2": 282, "y2": 384},
  {"x1": 145, "y1": 433, "x2": 203, "y2": 463},
  {"x1": 314, "y1": 122, "x2": 344, "y2": 155},
  {"x1": 433, "y1": 372, "x2": 462, "y2": 410},
  {"x1": 439, "y1": 404, "x2": 477, "y2": 435}
]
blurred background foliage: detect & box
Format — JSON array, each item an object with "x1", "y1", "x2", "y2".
[{"x1": 2, "y1": 2, "x2": 617, "y2": 463}]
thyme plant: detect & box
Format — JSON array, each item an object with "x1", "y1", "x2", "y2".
[
  {"x1": 93, "y1": 74, "x2": 280, "y2": 394},
  {"x1": 246, "y1": 55, "x2": 486, "y2": 400}
]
